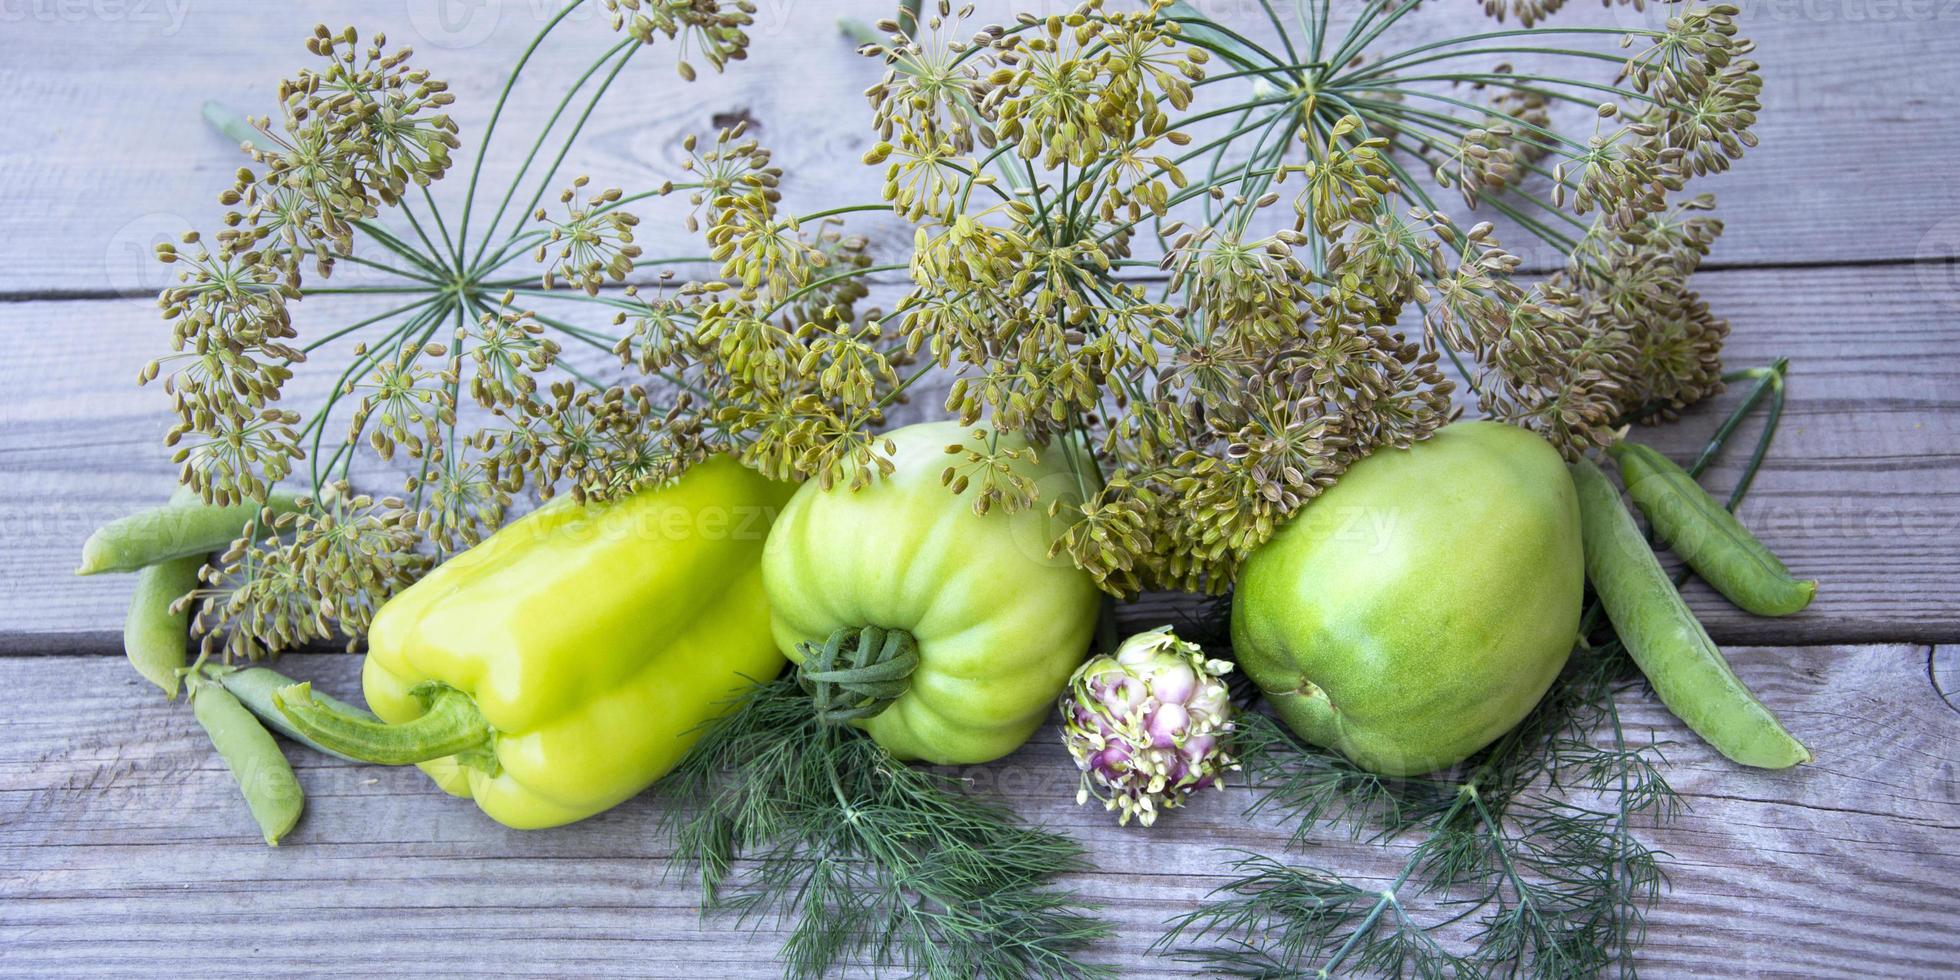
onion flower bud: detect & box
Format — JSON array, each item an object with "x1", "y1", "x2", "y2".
[{"x1": 1059, "y1": 626, "x2": 1238, "y2": 827}]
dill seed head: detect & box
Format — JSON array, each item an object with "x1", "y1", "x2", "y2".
[
  {"x1": 148, "y1": 0, "x2": 1764, "y2": 650},
  {"x1": 602, "y1": 0, "x2": 757, "y2": 78}
]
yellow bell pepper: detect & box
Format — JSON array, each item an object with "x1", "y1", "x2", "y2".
[{"x1": 274, "y1": 456, "x2": 795, "y2": 828}]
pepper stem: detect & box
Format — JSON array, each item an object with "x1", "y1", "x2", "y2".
[
  {"x1": 273, "y1": 681, "x2": 495, "y2": 768},
  {"x1": 798, "y1": 626, "x2": 920, "y2": 725}
]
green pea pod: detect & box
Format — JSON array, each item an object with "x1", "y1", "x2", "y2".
[
  {"x1": 1572, "y1": 458, "x2": 1810, "y2": 769},
  {"x1": 77, "y1": 489, "x2": 303, "y2": 576},
  {"x1": 190, "y1": 679, "x2": 305, "y2": 846},
  {"x1": 1608, "y1": 440, "x2": 1817, "y2": 617},
  {"x1": 123, "y1": 555, "x2": 202, "y2": 700},
  {"x1": 216, "y1": 666, "x2": 378, "y2": 762}
]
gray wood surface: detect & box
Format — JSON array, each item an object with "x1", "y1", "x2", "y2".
[
  {"x1": 1, "y1": 645, "x2": 1955, "y2": 977},
  {"x1": 3, "y1": 0, "x2": 1958, "y2": 300},
  {"x1": 1, "y1": 1, "x2": 1956, "y2": 977}
]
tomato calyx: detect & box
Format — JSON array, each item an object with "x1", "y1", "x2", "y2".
[{"x1": 797, "y1": 625, "x2": 921, "y2": 725}]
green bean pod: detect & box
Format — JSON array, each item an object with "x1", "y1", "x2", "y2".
[
  {"x1": 1572, "y1": 458, "x2": 1811, "y2": 769},
  {"x1": 77, "y1": 489, "x2": 303, "y2": 576},
  {"x1": 1608, "y1": 440, "x2": 1817, "y2": 617},
  {"x1": 190, "y1": 678, "x2": 305, "y2": 846},
  {"x1": 216, "y1": 666, "x2": 379, "y2": 762},
  {"x1": 122, "y1": 554, "x2": 202, "y2": 700}
]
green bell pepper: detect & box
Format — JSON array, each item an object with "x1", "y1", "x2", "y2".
[
  {"x1": 274, "y1": 455, "x2": 795, "y2": 828},
  {"x1": 762, "y1": 421, "x2": 1103, "y2": 765}
]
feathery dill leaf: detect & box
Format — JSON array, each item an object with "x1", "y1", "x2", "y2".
[
  {"x1": 1164, "y1": 637, "x2": 1677, "y2": 978},
  {"x1": 1163, "y1": 363, "x2": 1793, "y2": 977},
  {"x1": 660, "y1": 675, "x2": 1110, "y2": 980}
]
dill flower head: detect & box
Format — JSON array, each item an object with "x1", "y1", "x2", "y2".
[{"x1": 149, "y1": 0, "x2": 1763, "y2": 648}]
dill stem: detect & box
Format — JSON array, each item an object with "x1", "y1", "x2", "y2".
[
  {"x1": 502, "y1": 42, "x2": 643, "y2": 256},
  {"x1": 304, "y1": 249, "x2": 445, "y2": 286},
  {"x1": 299, "y1": 293, "x2": 448, "y2": 356},
  {"x1": 1691, "y1": 359, "x2": 1786, "y2": 482},
  {"x1": 1158, "y1": 14, "x2": 1290, "y2": 70},
  {"x1": 393, "y1": 194, "x2": 453, "y2": 276},
  {"x1": 793, "y1": 203, "x2": 903, "y2": 224},
  {"x1": 305, "y1": 299, "x2": 453, "y2": 490},
  {"x1": 762, "y1": 263, "x2": 909, "y2": 319},
  {"x1": 1325, "y1": 0, "x2": 1422, "y2": 71},
  {"x1": 471, "y1": 37, "x2": 639, "y2": 268},
  {"x1": 1318, "y1": 790, "x2": 1469, "y2": 977},
  {"x1": 1255, "y1": 0, "x2": 1299, "y2": 67},
  {"x1": 877, "y1": 361, "x2": 936, "y2": 411},
  {"x1": 456, "y1": 0, "x2": 591, "y2": 267},
  {"x1": 353, "y1": 220, "x2": 451, "y2": 279},
  {"x1": 1345, "y1": 25, "x2": 1659, "y2": 83},
  {"x1": 418, "y1": 185, "x2": 460, "y2": 269}
]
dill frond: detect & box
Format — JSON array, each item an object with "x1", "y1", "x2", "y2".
[{"x1": 660, "y1": 676, "x2": 1110, "y2": 980}]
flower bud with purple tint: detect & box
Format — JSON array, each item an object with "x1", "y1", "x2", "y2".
[{"x1": 1059, "y1": 626, "x2": 1237, "y2": 827}]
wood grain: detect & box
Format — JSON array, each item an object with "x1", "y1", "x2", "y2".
[
  {"x1": 1934, "y1": 646, "x2": 1960, "y2": 717},
  {"x1": 1, "y1": 0, "x2": 1957, "y2": 298},
  {"x1": 0, "y1": 644, "x2": 1953, "y2": 977},
  {"x1": 3, "y1": 1, "x2": 1956, "y2": 977}
]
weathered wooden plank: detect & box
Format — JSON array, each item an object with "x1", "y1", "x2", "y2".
[
  {"x1": 1, "y1": 2, "x2": 1950, "y2": 977},
  {"x1": 1934, "y1": 645, "x2": 1959, "y2": 716},
  {"x1": 7, "y1": 262, "x2": 1953, "y2": 650},
  {"x1": 0, "y1": 0, "x2": 1954, "y2": 298},
  {"x1": 0, "y1": 644, "x2": 1953, "y2": 976}
]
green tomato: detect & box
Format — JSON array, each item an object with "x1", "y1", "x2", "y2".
[
  {"x1": 1231, "y1": 421, "x2": 1583, "y2": 776},
  {"x1": 763, "y1": 421, "x2": 1103, "y2": 765}
]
